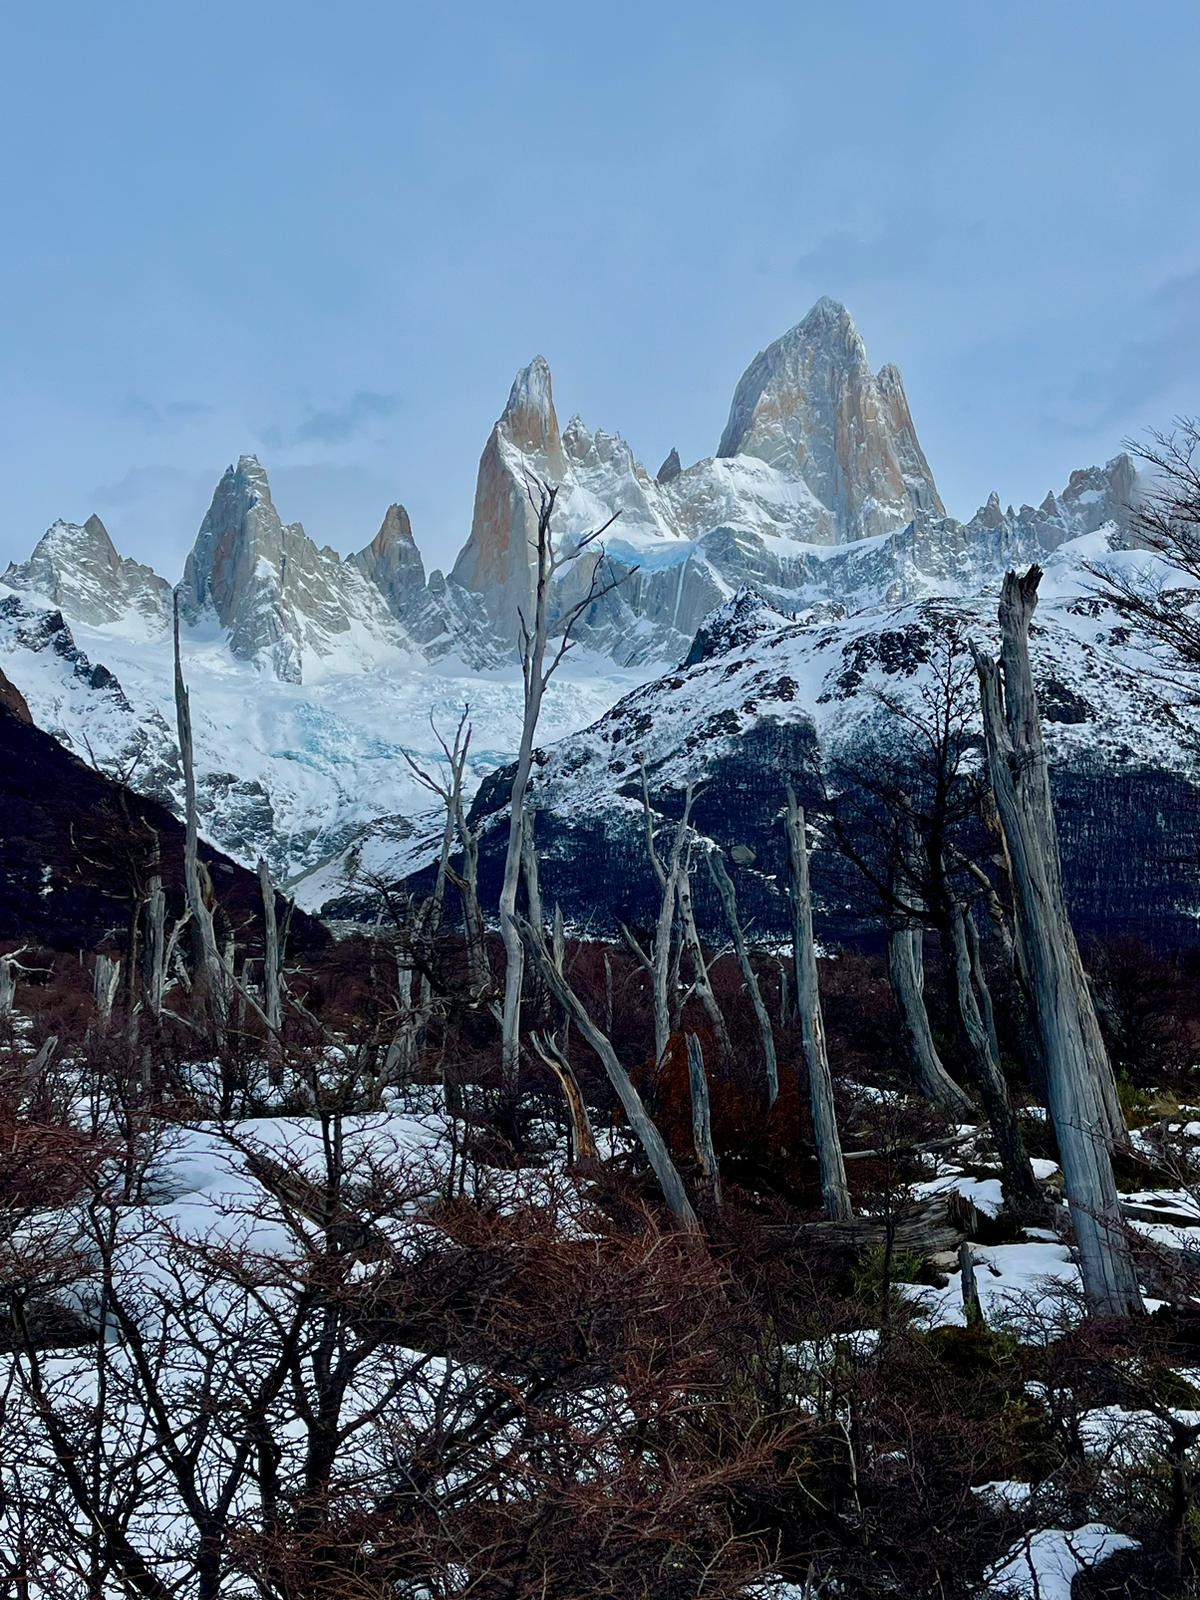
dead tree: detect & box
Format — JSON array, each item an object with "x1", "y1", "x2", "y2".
[
  {"x1": 498, "y1": 480, "x2": 625, "y2": 1095},
  {"x1": 686, "y1": 1032, "x2": 721, "y2": 1210},
  {"x1": 258, "y1": 858, "x2": 283, "y2": 1049},
  {"x1": 620, "y1": 772, "x2": 694, "y2": 1070},
  {"x1": 514, "y1": 913, "x2": 698, "y2": 1228},
  {"x1": 707, "y1": 849, "x2": 778, "y2": 1105},
  {"x1": 783, "y1": 786, "x2": 851, "y2": 1223},
  {"x1": 948, "y1": 903, "x2": 1041, "y2": 1213},
  {"x1": 886, "y1": 922, "x2": 974, "y2": 1117},
  {"x1": 92, "y1": 956, "x2": 121, "y2": 1030},
  {"x1": 530, "y1": 1031, "x2": 598, "y2": 1170},
  {"x1": 676, "y1": 843, "x2": 731, "y2": 1065},
  {"x1": 402, "y1": 708, "x2": 490, "y2": 1000},
  {"x1": 172, "y1": 594, "x2": 226, "y2": 1038},
  {"x1": 974, "y1": 567, "x2": 1141, "y2": 1317},
  {"x1": 959, "y1": 1242, "x2": 985, "y2": 1329},
  {"x1": 0, "y1": 949, "x2": 29, "y2": 1018}
]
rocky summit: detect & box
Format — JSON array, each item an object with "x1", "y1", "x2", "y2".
[{"x1": 0, "y1": 299, "x2": 1159, "y2": 925}]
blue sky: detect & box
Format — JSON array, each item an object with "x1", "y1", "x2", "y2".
[{"x1": 2, "y1": 1, "x2": 1198, "y2": 577}]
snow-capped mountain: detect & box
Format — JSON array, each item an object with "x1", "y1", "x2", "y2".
[
  {"x1": 0, "y1": 298, "x2": 1157, "y2": 907},
  {"x1": 373, "y1": 537, "x2": 1199, "y2": 946}
]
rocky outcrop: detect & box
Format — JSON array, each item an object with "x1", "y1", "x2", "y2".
[
  {"x1": 4, "y1": 515, "x2": 172, "y2": 632},
  {"x1": 350, "y1": 503, "x2": 425, "y2": 611},
  {"x1": 180, "y1": 456, "x2": 417, "y2": 683},
  {"x1": 656, "y1": 447, "x2": 682, "y2": 484},
  {"x1": 715, "y1": 297, "x2": 945, "y2": 538},
  {"x1": 449, "y1": 358, "x2": 568, "y2": 644}
]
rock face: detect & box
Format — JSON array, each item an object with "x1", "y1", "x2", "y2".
[
  {"x1": 449, "y1": 358, "x2": 568, "y2": 643},
  {"x1": 4, "y1": 515, "x2": 172, "y2": 632},
  {"x1": 180, "y1": 456, "x2": 399, "y2": 683},
  {"x1": 350, "y1": 502, "x2": 425, "y2": 612},
  {"x1": 445, "y1": 298, "x2": 1135, "y2": 656},
  {"x1": 716, "y1": 297, "x2": 944, "y2": 537},
  {"x1": 2, "y1": 301, "x2": 1141, "y2": 681}
]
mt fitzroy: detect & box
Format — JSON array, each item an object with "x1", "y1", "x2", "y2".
[{"x1": 0, "y1": 299, "x2": 1148, "y2": 904}]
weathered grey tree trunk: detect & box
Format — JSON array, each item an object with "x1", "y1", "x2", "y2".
[
  {"x1": 621, "y1": 776, "x2": 693, "y2": 1069},
  {"x1": 257, "y1": 858, "x2": 283, "y2": 1048},
  {"x1": 172, "y1": 595, "x2": 226, "y2": 1039},
  {"x1": 887, "y1": 923, "x2": 974, "y2": 1116},
  {"x1": 551, "y1": 902, "x2": 570, "y2": 1054},
  {"x1": 974, "y1": 566, "x2": 1141, "y2": 1317},
  {"x1": 959, "y1": 1241, "x2": 985, "y2": 1329},
  {"x1": 143, "y1": 874, "x2": 168, "y2": 1020},
  {"x1": 93, "y1": 956, "x2": 121, "y2": 1030},
  {"x1": 947, "y1": 904, "x2": 1041, "y2": 1214},
  {"x1": 530, "y1": 1031, "x2": 598, "y2": 1169},
  {"x1": 707, "y1": 850, "x2": 778, "y2": 1105},
  {"x1": 0, "y1": 955, "x2": 18, "y2": 1018},
  {"x1": 783, "y1": 787, "x2": 852, "y2": 1223},
  {"x1": 515, "y1": 913, "x2": 699, "y2": 1228},
  {"x1": 603, "y1": 949, "x2": 614, "y2": 1036},
  {"x1": 676, "y1": 848, "x2": 731, "y2": 1064},
  {"x1": 498, "y1": 486, "x2": 625, "y2": 1093},
  {"x1": 686, "y1": 1032, "x2": 721, "y2": 1210},
  {"x1": 963, "y1": 904, "x2": 1002, "y2": 1069}
]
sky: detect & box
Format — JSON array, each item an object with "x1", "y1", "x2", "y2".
[{"x1": 1, "y1": 1, "x2": 1198, "y2": 579}]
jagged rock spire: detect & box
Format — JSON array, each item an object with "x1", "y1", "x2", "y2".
[
  {"x1": 450, "y1": 356, "x2": 568, "y2": 643},
  {"x1": 717, "y1": 297, "x2": 944, "y2": 539},
  {"x1": 3, "y1": 512, "x2": 171, "y2": 629}
]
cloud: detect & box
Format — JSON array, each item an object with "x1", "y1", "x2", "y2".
[
  {"x1": 124, "y1": 396, "x2": 213, "y2": 430},
  {"x1": 260, "y1": 390, "x2": 404, "y2": 452}
]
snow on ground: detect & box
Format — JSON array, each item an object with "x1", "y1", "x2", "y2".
[
  {"x1": 985, "y1": 1524, "x2": 1138, "y2": 1599},
  {"x1": 899, "y1": 1237, "x2": 1084, "y2": 1334}
]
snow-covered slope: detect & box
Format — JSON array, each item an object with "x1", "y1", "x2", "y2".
[
  {"x1": 0, "y1": 584, "x2": 644, "y2": 880},
  {"x1": 347, "y1": 533, "x2": 1199, "y2": 945}
]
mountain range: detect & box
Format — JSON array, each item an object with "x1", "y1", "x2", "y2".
[{"x1": 0, "y1": 297, "x2": 1179, "y2": 937}]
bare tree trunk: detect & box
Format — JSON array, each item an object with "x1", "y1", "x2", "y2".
[
  {"x1": 603, "y1": 949, "x2": 614, "y2": 1036},
  {"x1": 143, "y1": 875, "x2": 168, "y2": 1021},
  {"x1": 707, "y1": 850, "x2": 778, "y2": 1105},
  {"x1": 676, "y1": 848, "x2": 731, "y2": 1064},
  {"x1": 515, "y1": 913, "x2": 699, "y2": 1228},
  {"x1": 783, "y1": 788, "x2": 851, "y2": 1223},
  {"x1": 887, "y1": 923, "x2": 974, "y2": 1116},
  {"x1": 974, "y1": 566, "x2": 1141, "y2": 1317},
  {"x1": 0, "y1": 957, "x2": 17, "y2": 1018},
  {"x1": 530, "y1": 1032, "x2": 598, "y2": 1169},
  {"x1": 686, "y1": 1032, "x2": 721, "y2": 1210},
  {"x1": 172, "y1": 595, "x2": 226, "y2": 1041},
  {"x1": 551, "y1": 902, "x2": 570, "y2": 1054},
  {"x1": 947, "y1": 904, "x2": 1041, "y2": 1214},
  {"x1": 959, "y1": 1242, "x2": 985, "y2": 1329},
  {"x1": 257, "y1": 858, "x2": 283, "y2": 1048},
  {"x1": 963, "y1": 904, "x2": 1001, "y2": 1069},
  {"x1": 93, "y1": 957, "x2": 121, "y2": 1030},
  {"x1": 520, "y1": 807, "x2": 545, "y2": 941},
  {"x1": 621, "y1": 778, "x2": 693, "y2": 1070}
]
